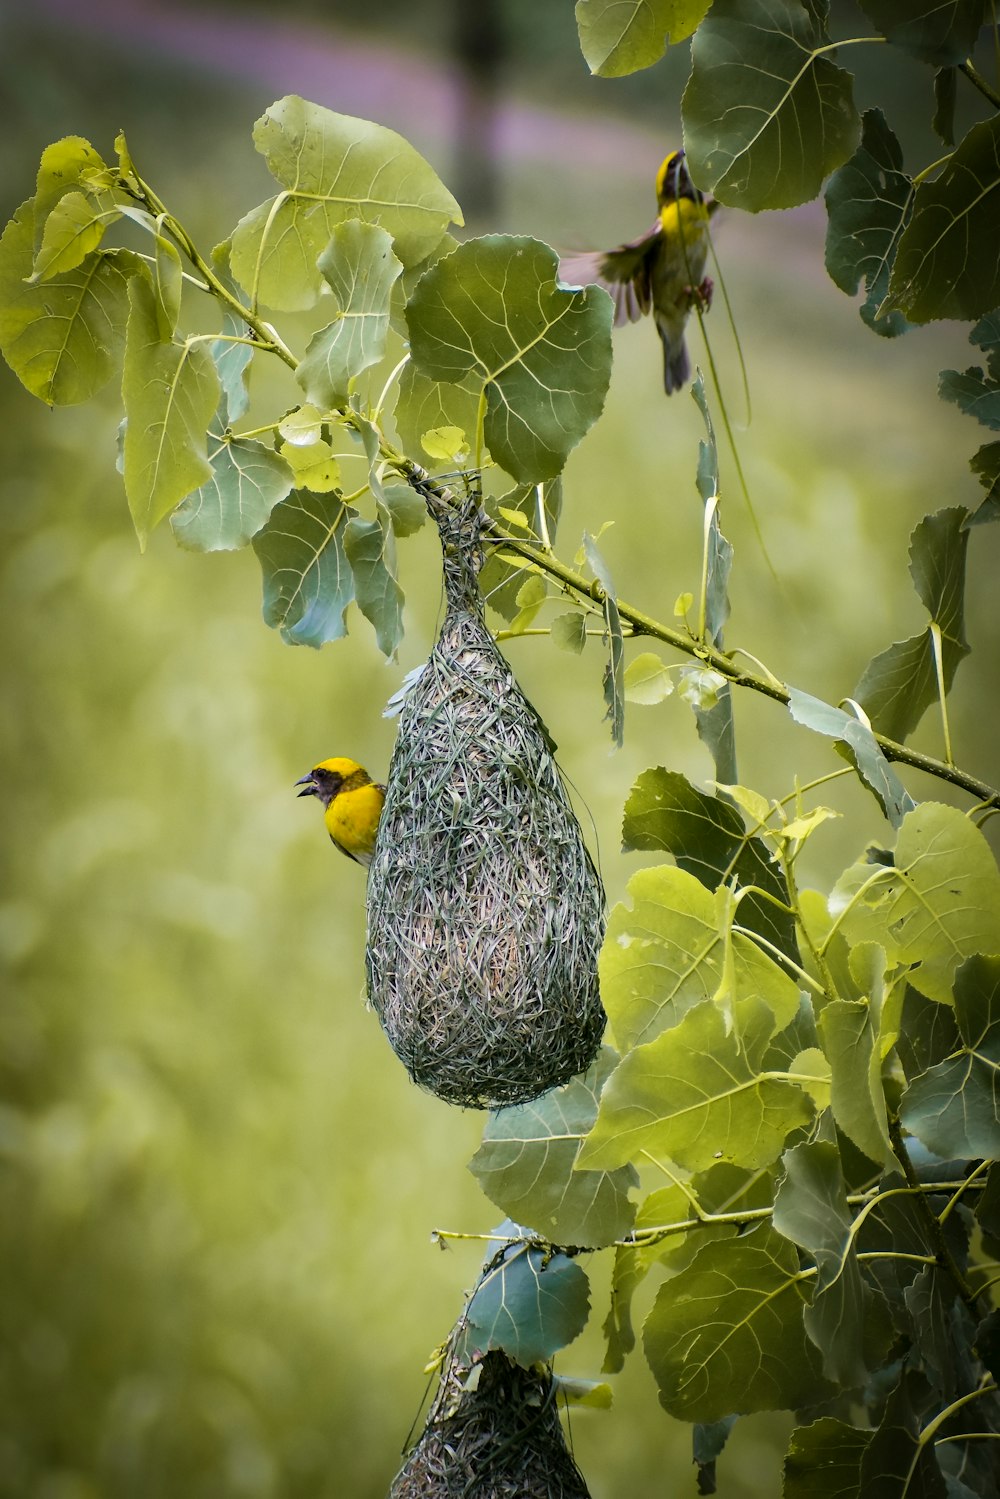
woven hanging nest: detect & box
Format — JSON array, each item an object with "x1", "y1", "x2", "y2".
[
  {"x1": 365, "y1": 480, "x2": 606, "y2": 1108},
  {"x1": 389, "y1": 1351, "x2": 592, "y2": 1499}
]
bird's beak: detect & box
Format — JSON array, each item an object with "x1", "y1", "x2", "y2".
[{"x1": 295, "y1": 772, "x2": 318, "y2": 798}]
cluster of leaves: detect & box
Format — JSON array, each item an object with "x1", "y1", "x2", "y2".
[
  {"x1": 0, "y1": 96, "x2": 616, "y2": 658},
  {"x1": 465, "y1": 787, "x2": 1000, "y2": 1495},
  {"x1": 578, "y1": 0, "x2": 1000, "y2": 525}
]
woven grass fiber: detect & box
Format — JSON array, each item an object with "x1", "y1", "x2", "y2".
[
  {"x1": 365, "y1": 480, "x2": 605, "y2": 1108},
  {"x1": 389, "y1": 1351, "x2": 591, "y2": 1499}
]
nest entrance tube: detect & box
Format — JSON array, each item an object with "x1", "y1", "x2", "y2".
[{"x1": 365, "y1": 477, "x2": 606, "y2": 1109}]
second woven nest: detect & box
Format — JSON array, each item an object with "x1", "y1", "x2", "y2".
[
  {"x1": 365, "y1": 485, "x2": 606, "y2": 1109},
  {"x1": 389, "y1": 1351, "x2": 591, "y2": 1499}
]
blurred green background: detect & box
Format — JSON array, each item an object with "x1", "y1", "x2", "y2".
[{"x1": 2, "y1": 3, "x2": 998, "y2": 1496}]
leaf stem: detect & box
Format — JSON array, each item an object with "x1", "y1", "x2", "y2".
[
  {"x1": 912, "y1": 152, "x2": 954, "y2": 187},
  {"x1": 626, "y1": 1205, "x2": 773, "y2": 1245},
  {"x1": 935, "y1": 1431, "x2": 1000, "y2": 1446},
  {"x1": 494, "y1": 626, "x2": 628, "y2": 642},
  {"x1": 929, "y1": 621, "x2": 955, "y2": 766},
  {"x1": 816, "y1": 865, "x2": 897, "y2": 957},
  {"x1": 732, "y1": 921, "x2": 827, "y2": 994},
  {"x1": 960, "y1": 58, "x2": 1000, "y2": 109},
  {"x1": 919, "y1": 1383, "x2": 999, "y2": 1448},
  {"x1": 856, "y1": 1250, "x2": 937, "y2": 1266},
  {"x1": 937, "y1": 1158, "x2": 991, "y2": 1226},
  {"x1": 127, "y1": 172, "x2": 299, "y2": 370}
]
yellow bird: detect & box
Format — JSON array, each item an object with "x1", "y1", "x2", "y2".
[
  {"x1": 560, "y1": 149, "x2": 718, "y2": 394},
  {"x1": 295, "y1": 757, "x2": 385, "y2": 867}
]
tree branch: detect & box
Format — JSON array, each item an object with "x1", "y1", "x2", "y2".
[{"x1": 400, "y1": 461, "x2": 1000, "y2": 813}]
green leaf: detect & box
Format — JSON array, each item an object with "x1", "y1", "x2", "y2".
[
  {"x1": 857, "y1": 0, "x2": 987, "y2": 66},
  {"x1": 895, "y1": 985, "x2": 961, "y2": 1082},
  {"x1": 252, "y1": 488, "x2": 356, "y2": 647},
  {"x1": 679, "y1": 666, "x2": 727, "y2": 713},
  {"x1": 683, "y1": 0, "x2": 860, "y2": 212},
  {"x1": 940, "y1": 368, "x2": 1000, "y2": 430},
  {"x1": 787, "y1": 688, "x2": 916, "y2": 827},
  {"x1": 393, "y1": 361, "x2": 483, "y2": 462},
  {"x1": 694, "y1": 426, "x2": 732, "y2": 647},
  {"x1": 903, "y1": 1264, "x2": 978, "y2": 1404},
  {"x1": 624, "y1": 652, "x2": 674, "y2": 704},
  {"x1": 295, "y1": 221, "x2": 403, "y2": 408},
  {"x1": 0, "y1": 199, "x2": 139, "y2": 405},
  {"x1": 229, "y1": 96, "x2": 462, "y2": 310},
  {"x1": 694, "y1": 680, "x2": 738, "y2": 785},
  {"x1": 275, "y1": 406, "x2": 343, "y2": 492},
  {"x1": 392, "y1": 231, "x2": 459, "y2": 330},
  {"x1": 643, "y1": 1226, "x2": 832, "y2": 1421},
  {"x1": 603, "y1": 1165, "x2": 766, "y2": 1376},
  {"x1": 831, "y1": 803, "x2": 1000, "y2": 1004},
  {"x1": 421, "y1": 426, "x2": 470, "y2": 465},
  {"x1": 773, "y1": 1141, "x2": 887, "y2": 1384},
  {"x1": 151, "y1": 227, "x2": 183, "y2": 340},
  {"x1": 481, "y1": 480, "x2": 564, "y2": 621},
  {"x1": 550, "y1": 1376, "x2": 614, "y2": 1409},
  {"x1": 858, "y1": 1368, "x2": 948, "y2": 1498},
  {"x1": 818, "y1": 998, "x2": 896, "y2": 1171},
  {"x1": 584, "y1": 532, "x2": 625, "y2": 747},
  {"x1": 29, "y1": 188, "x2": 122, "y2": 284},
  {"x1": 694, "y1": 1416, "x2": 738, "y2": 1495},
  {"x1": 940, "y1": 311, "x2": 1000, "y2": 432},
  {"x1": 581, "y1": 997, "x2": 813, "y2": 1174},
  {"x1": 885, "y1": 114, "x2": 1000, "y2": 323},
  {"x1": 551, "y1": 611, "x2": 587, "y2": 654},
  {"x1": 205, "y1": 242, "x2": 254, "y2": 424},
  {"x1": 908, "y1": 501, "x2": 971, "y2": 620},
  {"x1": 968, "y1": 441, "x2": 1000, "y2": 525},
  {"x1": 824, "y1": 110, "x2": 914, "y2": 338},
  {"x1": 690, "y1": 378, "x2": 737, "y2": 781},
  {"x1": 602, "y1": 1184, "x2": 701, "y2": 1372},
  {"x1": 599, "y1": 864, "x2": 800, "y2": 1052},
  {"x1": 455, "y1": 1235, "x2": 591, "y2": 1368},
  {"x1": 469, "y1": 1050, "x2": 637, "y2": 1248},
  {"x1": 900, "y1": 954, "x2": 1000, "y2": 1158},
  {"x1": 278, "y1": 440, "x2": 341, "y2": 493},
  {"x1": 278, "y1": 403, "x2": 324, "y2": 446},
  {"x1": 575, "y1": 0, "x2": 711, "y2": 76},
  {"x1": 121, "y1": 275, "x2": 220, "y2": 547},
  {"x1": 932, "y1": 67, "x2": 957, "y2": 148},
  {"x1": 171, "y1": 429, "x2": 293, "y2": 551},
  {"x1": 343, "y1": 513, "x2": 404, "y2": 657},
  {"x1": 32, "y1": 135, "x2": 110, "y2": 237},
  {"x1": 853, "y1": 507, "x2": 970, "y2": 743},
  {"x1": 405, "y1": 235, "x2": 613, "y2": 483},
  {"x1": 510, "y1": 572, "x2": 547, "y2": 635},
  {"x1": 977, "y1": 1166, "x2": 1000, "y2": 1242},
  {"x1": 784, "y1": 1418, "x2": 872, "y2": 1499},
  {"x1": 788, "y1": 1047, "x2": 832, "y2": 1110},
  {"x1": 622, "y1": 768, "x2": 799, "y2": 962},
  {"x1": 381, "y1": 483, "x2": 426, "y2": 537}
]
